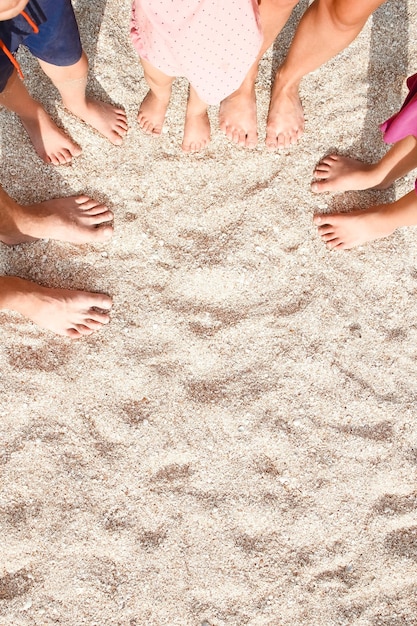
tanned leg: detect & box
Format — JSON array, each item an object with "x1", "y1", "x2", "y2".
[
  {"x1": 219, "y1": 0, "x2": 298, "y2": 148},
  {"x1": 311, "y1": 136, "x2": 417, "y2": 193},
  {"x1": 0, "y1": 70, "x2": 81, "y2": 164},
  {"x1": 37, "y1": 53, "x2": 128, "y2": 145},
  {"x1": 314, "y1": 190, "x2": 417, "y2": 250},
  {"x1": 136, "y1": 57, "x2": 174, "y2": 135},
  {"x1": 0, "y1": 184, "x2": 113, "y2": 245},
  {"x1": 266, "y1": 0, "x2": 386, "y2": 149},
  {"x1": 0, "y1": 276, "x2": 112, "y2": 337}
]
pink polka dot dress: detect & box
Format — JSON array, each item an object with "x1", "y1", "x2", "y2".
[{"x1": 130, "y1": 0, "x2": 263, "y2": 105}]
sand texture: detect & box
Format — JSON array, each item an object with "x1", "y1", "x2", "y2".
[{"x1": 1, "y1": 0, "x2": 417, "y2": 624}]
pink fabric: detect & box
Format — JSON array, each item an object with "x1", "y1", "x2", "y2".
[
  {"x1": 380, "y1": 73, "x2": 417, "y2": 192},
  {"x1": 380, "y1": 74, "x2": 417, "y2": 143},
  {"x1": 130, "y1": 0, "x2": 262, "y2": 105}
]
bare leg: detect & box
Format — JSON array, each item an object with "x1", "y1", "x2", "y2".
[
  {"x1": 266, "y1": 0, "x2": 385, "y2": 149},
  {"x1": 0, "y1": 276, "x2": 112, "y2": 338},
  {"x1": 182, "y1": 86, "x2": 210, "y2": 152},
  {"x1": 219, "y1": 0, "x2": 298, "y2": 148},
  {"x1": 0, "y1": 185, "x2": 113, "y2": 245},
  {"x1": 0, "y1": 70, "x2": 81, "y2": 164},
  {"x1": 137, "y1": 57, "x2": 174, "y2": 135},
  {"x1": 38, "y1": 53, "x2": 128, "y2": 145},
  {"x1": 311, "y1": 136, "x2": 417, "y2": 192},
  {"x1": 313, "y1": 190, "x2": 417, "y2": 249}
]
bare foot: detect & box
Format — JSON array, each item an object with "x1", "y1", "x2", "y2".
[
  {"x1": 265, "y1": 78, "x2": 304, "y2": 150},
  {"x1": 311, "y1": 154, "x2": 383, "y2": 193},
  {"x1": 219, "y1": 88, "x2": 258, "y2": 148},
  {"x1": 3, "y1": 277, "x2": 112, "y2": 338},
  {"x1": 67, "y1": 99, "x2": 128, "y2": 145},
  {"x1": 0, "y1": 195, "x2": 113, "y2": 245},
  {"x1": 182, "y1": 110, "x2": 210, "y2": 152},
  {"x1": 313, "y1": 205, "x2": 396, "y2": 250},
  {"x1": 137, "y1": 89, "x2": 171, "y2": 135},
  {"x1": 20, "y1": 104, "x2": 82, "y2": 165}
]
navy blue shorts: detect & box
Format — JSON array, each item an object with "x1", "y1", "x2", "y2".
[{"x1": 0, "y1": 0, "x2": 83, "y2": 92}]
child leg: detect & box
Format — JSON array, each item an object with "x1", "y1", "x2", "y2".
[
  {"x1": 313, "y1": 135, "x2": 417, "y2": 249},
  {"x1": 182, "y1": 85, "x2": 210, "y2": 153},
  {"x1": 314, "y1": 190, "x2": 417, "y2": 249},
  {"x1": 312, "y1": 135, "x2": 417, "y2": 193},
  {"x1": 37, "y1": 52, "x2": 128, "y2": 145},
  {"x1": 0, "y1": 69, "x2": 81, "y2": 164},
  {"x1": 138, "y1": 57, "x2": 174, "y2": 135}
]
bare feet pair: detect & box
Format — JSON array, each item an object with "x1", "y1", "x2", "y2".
[
  {"x1": 0, "y1": 191, "x2": 114, "y2": 337},
  {"x1": 219, "y1": 76, "x2": 304, "y2": 150},
  {"x1": 311, "y1": 154, "x2": 400, "y2": 250},
  {"x1": 137, "y1": 89, "x2": 210, "y2": 152},
  {"x1": 20, "y1": 98, "x2": 128, "y2": 165}
]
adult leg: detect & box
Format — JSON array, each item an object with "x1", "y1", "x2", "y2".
[
  {"x1": 0, "y1": 276, "x2": 112, "y2": 337},
  {"x1": 0, "y1": 183, "x2": 113, "y2": 245},
  {"x1": 219, "y1": 0, "x2": 298, "y2": 148},
  {"x1": 37, "y1": 52, "x2": 128, "y2": 145},
  {"x1": 137, "y1": 57, "x2": 174, "y2": 135},
  {"x1": 266, "y1": 0, "x2": 386, "y2": 149},
  {"x1": 0, "y1": 69, "x2": 81, "y2": 164}
]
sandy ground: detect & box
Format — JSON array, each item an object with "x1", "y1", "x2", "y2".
[{"x1": 1, "y1": 1, "x2": 417, "y2": 624}]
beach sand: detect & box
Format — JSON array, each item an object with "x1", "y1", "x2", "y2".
[{"x1": 1, "y1": 1, "x2": 417, "y2": 624}]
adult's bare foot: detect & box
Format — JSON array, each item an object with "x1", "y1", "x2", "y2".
[
  {"x1": 219, "y1": 88, "x2": 258, "y2": 148},
  {"x1": 20, "y1": 103, "x2": 82, "y2": 165},
  {"x1": 0, "y1": 194, "x2": 113, "y2": 245},
  {"x1": 1, "y1": 276, "x2": 112, "y2": 337},
  {"x1": 311, "y1": 154, "x2": 384, "y2": 193},
  {"x1": 182, "y1": 110, "x2": 210, "y2": 152},
  {"x1": 265, "y1": 77, "x2": 304, "y2": 150},
  {"x1": 313, "y1": 205, "x2": 396, "y2": 249},
  {"x1": 137, "y1": 89, "x2": 171, "y2": 135},
  {"x1": 67, "y1": 99, "x2": 128, "y2": 145}
]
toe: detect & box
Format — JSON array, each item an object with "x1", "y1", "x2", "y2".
[
  {"x1": 74, "y1": 324, "x2": 95, "y2": 335},
  {"x1": 237, "y1": 130, "x2": 247, "y2": 146},
  {"x1": 89, "y1": 210, "x2": 113, "y2": 224},
  {"x1": 83, "y1": 318, "x2": 107, "y2": 330},
  {"x1": 65, "y1": 327, "x2": 82, "y2": 338},
  {"x1": 88, "y1": 310, "x2": 111, "y2": 324},
  {"x1": 326, "y1": 238, "x2": 341, "y2": 249},
  {"x1": 109, "y1": 131, "x2": 124, "y2": 145},
  {"x1": 311, "y1": 181, "x2": 331, "y2": 193},
  {"x1": 72, "y1": 144, "x2": 82, "y2": 157},
  {"x1": 91, "y1": 223, "x2": 113, "y2": 242},
  {"x1": 91, "y1": 295, "x2": 113, "y2": 310}
]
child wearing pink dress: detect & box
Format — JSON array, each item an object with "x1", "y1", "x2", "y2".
[
  {"x1": 311, "y1": 73, "x2": 417, "y2": 249},
  {"x1": 130, "y1": 0, "x2": 262, "y2": 152}
]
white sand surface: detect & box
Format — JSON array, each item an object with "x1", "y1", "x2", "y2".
[{"x1": 1, "y1": 1, "x2": 417, "y2": 624}]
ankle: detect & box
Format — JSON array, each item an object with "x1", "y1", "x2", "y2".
[
  {"x1": 0, "y1": 276, "x2": 36, "y2": 312},
  {"x1": 273, "y1": 66, "x2": 300, "y2": 93}
]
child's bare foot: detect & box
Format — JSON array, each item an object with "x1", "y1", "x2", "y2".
[
  {"x1": 0, "y1": 195, "x2": 113, "y2": 245},
  {"x1": 67, "y1": 99, "x2": 128, "y2": 145},
  {"x1": 265, "y1": 76, "x2": 304, "y2": 150},
  {"x1": 313, "y1": 205, "x2": 396, "y2": 250},
  {"x1": 20, "y1": 104, "x2": 81, "y2": 165},
  {"x1": 137, "y1": 89, "x2": 170, "y2": 135},
  {"x1": 219, "y1": 89, "x2": 258, "y2": 148},
  {"x1": 2, "y1": 277, "x2": 112, "y2": 338},
  {"x1": 182, "y1": 110, "x2": 210, "y2": 152},
  {"x1": 311, "y1": 155, "x2": 384, "y2": 193}
]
